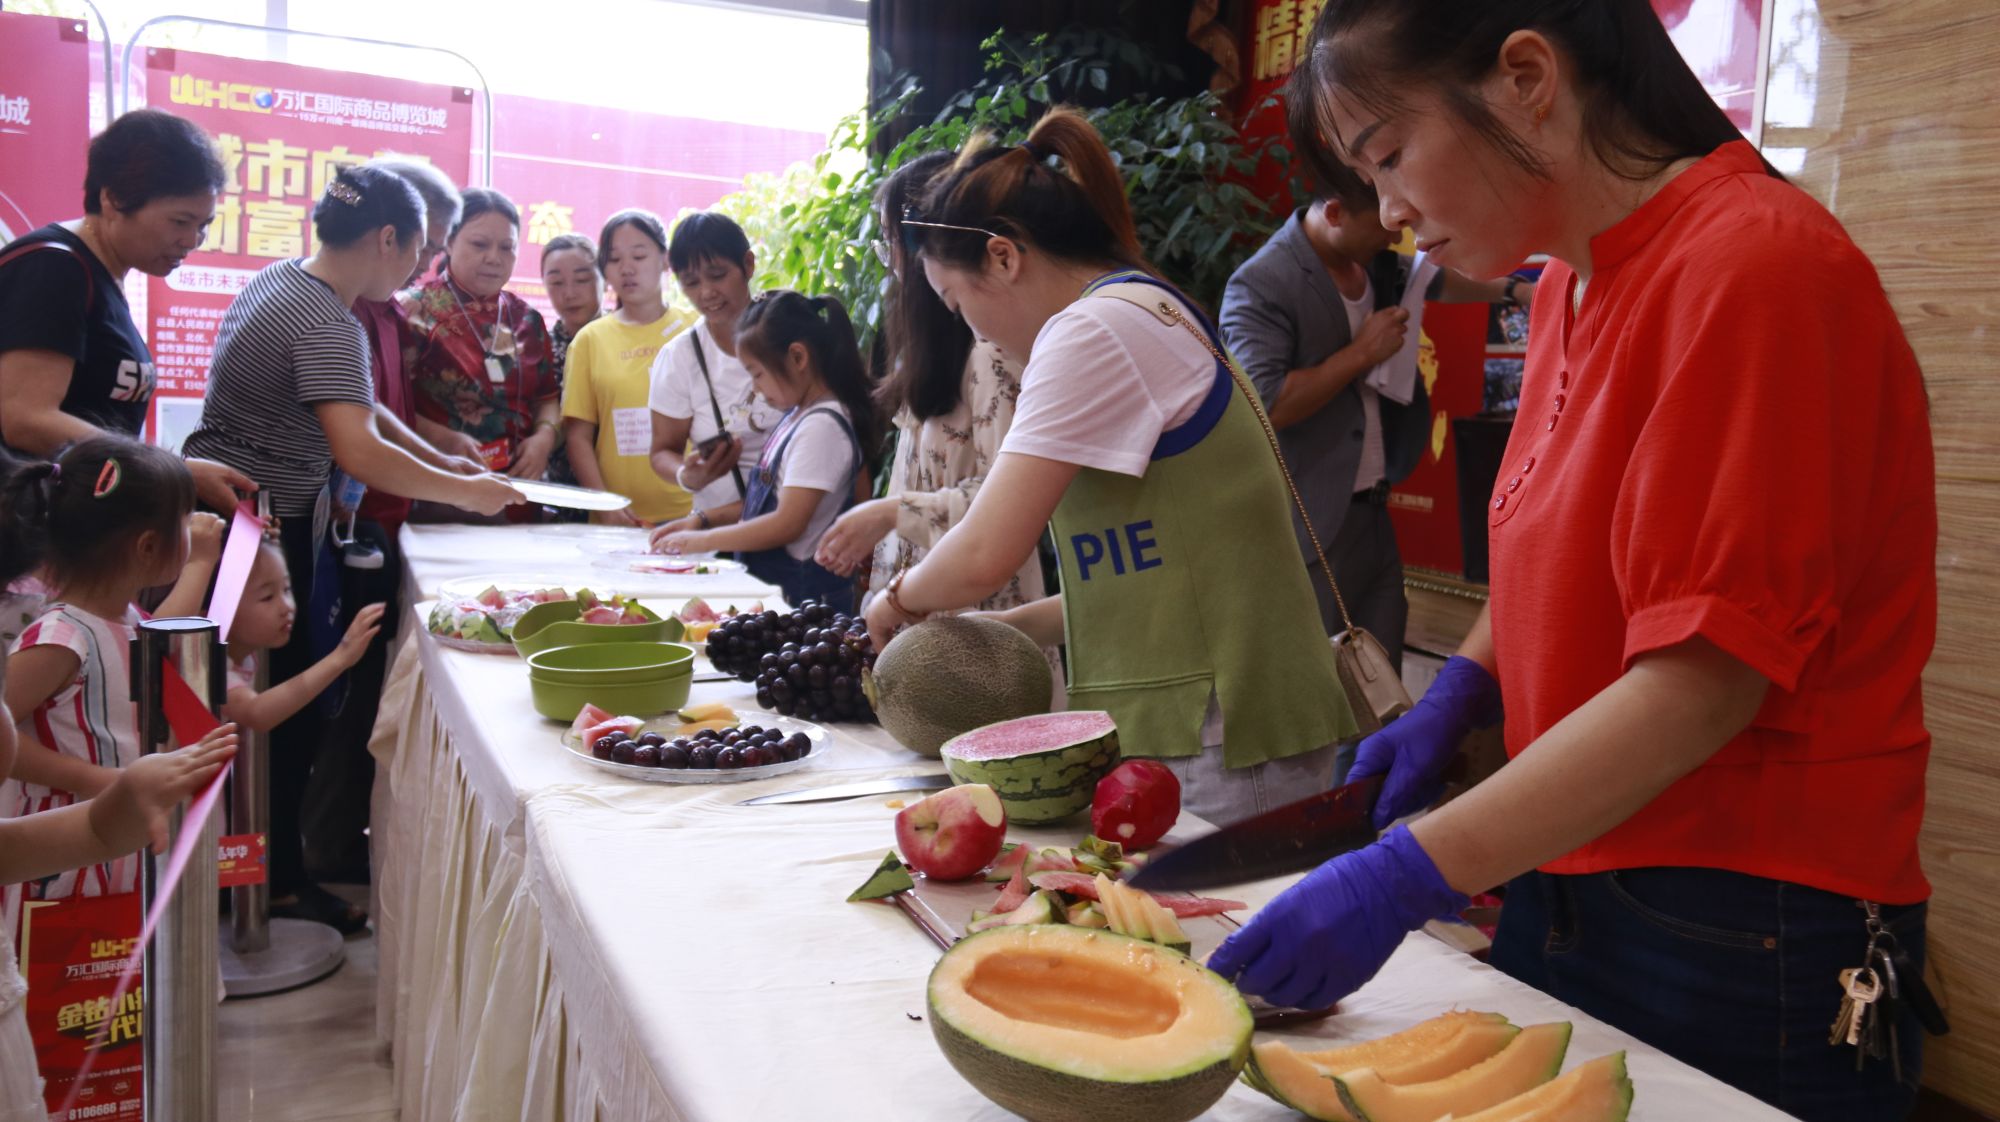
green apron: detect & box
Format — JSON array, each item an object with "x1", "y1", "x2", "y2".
[{"x1": 1052, "y1": 272, "x2": 1357, "y2": 768}]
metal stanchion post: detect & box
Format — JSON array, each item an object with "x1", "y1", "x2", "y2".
[
  {"x1": 134, "y1": 617, "x2": 222, "y2": 1122},
  {"x1": 216, "y1": 652, "x2": 344, "y2": 996}
]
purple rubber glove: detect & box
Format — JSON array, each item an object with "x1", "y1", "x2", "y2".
[
  {"x1": 1348, "y1": 655, "x2": 1502, "y2": 829},
  {"x1": 1208, "y1": 826, "x2": 1466, "y2": 1012}
]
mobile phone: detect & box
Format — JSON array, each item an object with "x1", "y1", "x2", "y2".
[{"x1": 695, "y1": 433, "x2": 731, "y2": 457}]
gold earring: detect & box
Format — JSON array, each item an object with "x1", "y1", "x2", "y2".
[{"x1": 1533, "y1": 103, "x2": 1551, "y2": 125}]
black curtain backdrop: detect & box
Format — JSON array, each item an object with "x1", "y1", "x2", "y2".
[{"x1": 866, "y1": 0, "x2": 1236, "y2": 140}]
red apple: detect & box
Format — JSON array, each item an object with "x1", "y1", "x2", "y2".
[
  {"x1": 1091, "y1": 759, "x2": 1181, "y2": 851},
  {"x1": 895, "y1": 784, "x2": 1008, "y2": 881}
]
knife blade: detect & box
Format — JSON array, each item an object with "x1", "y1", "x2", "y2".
[
  {"x1": 736, "y1": 774, "x2": 951, "y2": 806},
  {"x1": 1125, "y1": 775, "x2": 1383, "y2": 892}
]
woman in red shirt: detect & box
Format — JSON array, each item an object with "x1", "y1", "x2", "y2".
[{"x1": 1212, "y1": 4, "x2": 1936, "y2": 1119}]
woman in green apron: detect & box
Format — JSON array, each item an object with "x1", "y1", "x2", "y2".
[{"x1": 862, "y1": 108, "x2": 1356, "y2": 824}]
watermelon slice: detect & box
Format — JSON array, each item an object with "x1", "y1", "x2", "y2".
[
  {"x1": 580, "y1": 606, "x2": 624, "y2": 625},
  {"x1": 1027, "y1": 871, "x2": 1244, "y2": 917},
  {"x1": 992, "y1": 866, "x2": 1031, "y2": 915},
  {"x1": 476, "y1": 585, "x2": 505, "y2": 609},
  {"x1": 1024, "y1": 847, "x2": 1080, "y2": 875},
  {"x1": 677, "y1": 597, "x2": 718, "y2": 624},
  {"x1": 528, "y1": 587, "x2": 569, "y2": 604},
  {"x1": 984, "y1": 843, "x2": 1029, "y2": 883},
  {"x1": 567, "y1": 703, "x2": 614, "y2": 741},
  {"x1": 578, "y1": 715, "x2": 644, "y2": 745}
]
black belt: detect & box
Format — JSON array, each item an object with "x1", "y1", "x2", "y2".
[{"x1": 1353, "y1": 480, "x2": 1391, "y2": 506}]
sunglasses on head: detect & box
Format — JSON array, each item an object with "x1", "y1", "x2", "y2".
[{"x1": 877, "y1": 206, "x2": 1010, "y2": 266}]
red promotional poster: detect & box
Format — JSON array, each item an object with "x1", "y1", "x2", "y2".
[
  {"x1": 18, "y1": 894, "x2": 146, "y2": 1121},
  {"x1": 217, "y1": 832, "x2": 267, "y2": 888},
  {"x1": 487, "y1": 92, "x2": 825, "y2": 317},
  {"x1": 140, "y1": 48, "x2": 474, "y2": 449},
  {"x1": 0, "y1": 12, "x2": 92, "y2": 246}
]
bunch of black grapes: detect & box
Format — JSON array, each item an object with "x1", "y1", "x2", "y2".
[{"x1": 705, "y1": 601, "x2": 876, "y2": 723}]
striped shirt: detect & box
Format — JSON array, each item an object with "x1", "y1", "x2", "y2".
[
  {"x1": 4, "y1": 603, "x2": 144, "y2": 906},
  {"x1": 184, "y1": 259, "x2": 375, "y2": 517}
]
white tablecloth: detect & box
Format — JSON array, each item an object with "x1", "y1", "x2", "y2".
[{"x1": 371, "y1": 525, "x2": 1799, "y2": 1121}]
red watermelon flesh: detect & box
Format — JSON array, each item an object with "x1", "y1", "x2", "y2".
[
  {"x1": 578, "y1": 715, "x2": 644, "y2": 745},
  {"x1": 580, "y1": 606, "x2": 624, "y2": 625},
  {"x1": 944, "y1": 711, "x2": 1116, "y2": 761},
  {"x1": 567, "y1": 703, "x2": 614, "y2": 740},
  {"x1": 677, "y1": 598, "x2": 718, "y2": 624},
  {"x1": 476, "y1": 585, "x2": 506, "y2": 609},
  {"x1": 992, "y1": 867, "x2": 1031, "y2": 914},
  {"x1": 1027, "y1": 871, "x2": 1244, "y2": 916}
]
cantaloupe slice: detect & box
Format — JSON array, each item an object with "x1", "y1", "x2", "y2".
[
  {"x1": 1439, "y1": 1053, "x2": 1632, "y2": 1122},
  {"x1": 1335, "y1": 1022, "x2": 1572, "y2": 1122},
  {"x1": 1092, "y1": 874, "x2": 1192, "y2": 954},
  {"x1": 1245, "y1": 1014, "x2": 1521, "y2": 1121}
]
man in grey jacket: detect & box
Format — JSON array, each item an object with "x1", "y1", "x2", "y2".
[{"x1": 1221, "y1": 172, "x2": 1530, "y2": 667}]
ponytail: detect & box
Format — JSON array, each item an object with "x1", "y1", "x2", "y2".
[
  {"x1": 915, "y1": 105, "x2": 1153, "y2": 278},
  {"x1": 737, "y1": 290, "x2": 882, "y2": 455},
  {"x1": 0, "y1": 436, "x2": 194, "y2": 590}
]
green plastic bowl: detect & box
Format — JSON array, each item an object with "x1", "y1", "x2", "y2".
[
  {"x1": 512, "y1": 599, "x2": 681, "y2": 658},
  {"x1": 529, "y1": 665, "x2": 691, "y2": 722},
  {"x1": 526, "y1": 641, "x2": 696, "y2": 685}
]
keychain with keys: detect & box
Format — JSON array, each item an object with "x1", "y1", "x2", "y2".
[{"x1": 1830, "y1": 966, "x2": 1880, "y2": 1052}]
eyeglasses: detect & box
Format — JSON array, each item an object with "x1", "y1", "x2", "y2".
[{"x1": 892, "y1": 206, "x2": 1011, "y2": 258}]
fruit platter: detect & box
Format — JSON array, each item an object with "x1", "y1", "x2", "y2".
[
  {"x1": 427, "y1": 578, "x2": 651, "y2": 654},
  {"x1": 592, "y1": 550, "x2": 748, "y2": 578},
  {"x1": 671, "y1": 597, "x2": 763, "y2": 649},
  {"x1": 561, "y1": 702, "x2": 830, "y2": 783}
]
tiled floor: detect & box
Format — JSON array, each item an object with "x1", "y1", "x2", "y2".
[{"x1": 217, "y1": 889, "x2": 394, "y2": 1121}]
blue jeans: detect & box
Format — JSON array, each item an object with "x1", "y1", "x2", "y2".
[
  {"x1": 741, "y1": 547, "x2": 855, "y2": 616},
  {"x1": 1492, "y1": 868, "x2": 1926, "y2": 1122}
]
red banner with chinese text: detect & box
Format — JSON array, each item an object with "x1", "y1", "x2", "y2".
[
  {"x1": 19, "y1": 893, "x2": 145, "y2": 1122},
  {"x1": 0, "y1": 12, "x2": 92, "y2": 247},
  {"x1": 140, "y1": 49, "x2": 474, "y2": 449}
]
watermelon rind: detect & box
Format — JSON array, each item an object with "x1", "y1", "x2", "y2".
[{"x1": 941, "y1": 712, "x2": 1121, "y2": 824}]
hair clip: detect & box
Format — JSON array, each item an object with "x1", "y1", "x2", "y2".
[
  {"x1": 92, "y1": 458, "x2": 121, "y2": 498},
  {"x1": 259, "y1": 514, "x2": 283, "y2": 542},
  {"x1": 1019, "y1": 139, "x2": 1048, "y2": 161},
  {"x1": 325, "y1": 179, "x2": 364, "y2": 207}
]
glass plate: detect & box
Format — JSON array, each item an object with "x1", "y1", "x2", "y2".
[
  {"x1": 592, "y1": 553, "x2": 748, "y2": 577},
  {"x1": 559, "y1": 714, "x2": 831, "y2": 784}
]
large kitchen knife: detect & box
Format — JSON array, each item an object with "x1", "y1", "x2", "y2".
[
  {"x1": 737, "y1": 774, "x2": 952, "y2": 806},
  {"x1": 1125, "y1": 775, "x2": 1383, "y2": 892}
]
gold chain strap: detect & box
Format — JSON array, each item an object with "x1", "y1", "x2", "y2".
[{"x1": 1152, "y1": 299, "x2": 1358, "y2": 635}]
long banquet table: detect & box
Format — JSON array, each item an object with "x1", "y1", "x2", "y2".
[{"x1": 370, "y1": 523, "x2": 1799, "y2": 1121}]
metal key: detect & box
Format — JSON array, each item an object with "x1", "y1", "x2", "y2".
[
  {"x1": 1872, "y1": 943, "x2": 1903, "y2": 1082},
  {"x1": 1840, "y1": 967, "x2": 1881, "y2": 1051}
]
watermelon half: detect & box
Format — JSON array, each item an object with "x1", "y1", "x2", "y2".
[{"x1": 940, "y1": 711, "x2": 1121, "y2": 824}]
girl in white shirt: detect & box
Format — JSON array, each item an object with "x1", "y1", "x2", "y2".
[{"x1": 652, "y1": 290, "x2": 880, "y2": 613}]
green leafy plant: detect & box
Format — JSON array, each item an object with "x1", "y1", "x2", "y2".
[{"x1": 690, "y1": 29, "x2": 1291, "y2": 349}]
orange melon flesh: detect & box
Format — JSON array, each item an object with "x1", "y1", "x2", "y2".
[
  {"x1": 1335, "y1": 1022, "x2": 1573, "y2": 1122},
  {"x1": 1440, "y1": 1053, "x2": 1633, "y2": 1122},
  {"x1": 1245, "y1": 1015, "x2": 1519, "y2": 1122}
]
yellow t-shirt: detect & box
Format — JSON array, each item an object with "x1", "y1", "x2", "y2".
[{"x1": 561, "y1": 311, "x2": 691, "y2": 522}]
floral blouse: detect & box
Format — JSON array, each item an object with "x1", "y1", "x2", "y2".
[
  {"x1": 868, "y1": 338, "x2": 1044, "y2": 612},
  {"x1": 399, "y1": 275, "x2": 559, "y2": 469}
]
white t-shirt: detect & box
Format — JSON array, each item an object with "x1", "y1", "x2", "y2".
[
  {"x1": 763, "y1": 400, "x2": 860, "y2": 561},
  {"x1": 1342, "y1": 282, "x2": 1387, "y2": 492},
  {"x1": 646, "y1": 319, "x2": 786, "y2": 511},
  {"x1": 1000, "y1": 292, "x2": 1215, "y2": 477}
]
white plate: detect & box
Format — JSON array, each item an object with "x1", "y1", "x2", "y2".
[
  {"x1": 508, "y1": 478, "x2": 633, "y2": 512},
  {"x1": 593, "y1": 553, "x2": 748, "y2": 578},
  {"x1": 559, "y1": 715, "x2": 831, "y2": 784},
  {"x1": 431, "y1": 634, "x2": 519, "y2": 655}
]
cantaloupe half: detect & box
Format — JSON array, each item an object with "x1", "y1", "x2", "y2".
[
  {"x1": 1440, "y1": 1052, "x2": 1633, "y2": 1122},
  {"x1": 1243, "y1": 1012, "x2": 1519, "y2": 1121},
  {"x1": 928, "y1": 925, "x2": 1251, "y2": 1122},
  {"x1": 1335, "y1": 1022, "x2": 1572, "y2": 1122}
]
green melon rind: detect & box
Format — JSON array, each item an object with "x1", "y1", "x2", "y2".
[
  {"x1": 1240, "y1": 1054, "x2": 1331, "y2": 1120},
  {"x1": 845, "y1": 852, "x2": 914, "y2": 902},
  {"x1": 1443, "y1": 1052, "x2": 1633, "y2": 1122},
  {"x1": 1335, "y1": 1023, "x2": 1572, "y2": 1122},
  {"x1": 941, "y1": 721, "x2": 1121, "y2": 825},
  {"x1": 928, "y1": 928, "x2": 1251, "y2": 1122}
]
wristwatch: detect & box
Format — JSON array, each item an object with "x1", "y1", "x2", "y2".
[{"x1": 1503, "y1": 276, "x2": 1525, "y2": 307}]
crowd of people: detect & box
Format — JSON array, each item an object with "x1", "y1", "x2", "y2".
[{"x1": 0, "y1": 2, "x2": 1940, "y2": 1120}]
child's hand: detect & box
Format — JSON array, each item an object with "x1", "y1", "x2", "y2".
[
  {"x1": 652, "y1": 528, "x2": 708, "y2": 556},
  {"x1": 186, "y1": 511, "x2": 228, "y2": 567},
  {"x1": 334, "y1": 603, "x2": 387, "y2": 668},
  {"x1": 89, "y1": 725, "x2": 238, "y2": 855}
]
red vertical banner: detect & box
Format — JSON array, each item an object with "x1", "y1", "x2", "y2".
[
  {"x1": 0, "y1": 12, "x2": 91, "y2": 245},
  {"x1": 1385, "y1": 302, "x2": 1487, "y2": 576},
  {"x1": 140, "y1": 49, "x2": 474, "y2": 448},
  {"x1": 18, "y1": 894, "x2": 146, "y2": 1121}
]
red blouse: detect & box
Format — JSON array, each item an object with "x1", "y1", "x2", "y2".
[
  {"x1": 399, "y1": 275, "x2": 558, "y2": 472},
  {"x1": 1487, "y1": 141, "x2": 1935, "y2": 904}
]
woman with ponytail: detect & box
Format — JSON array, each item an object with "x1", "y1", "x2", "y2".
[
  {"x1": 861, "y1": 107, "x2": 1356, "y2": 823},
  {"x1": 651, "y1": 290, "x2": 878, "y2": 612},
  {"x1": 1203, "y1": 4, "x2": 1937, "y2": 1118}
]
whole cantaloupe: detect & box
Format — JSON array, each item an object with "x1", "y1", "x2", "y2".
[{"x1": 867, "y1": 616, "x2": 1053, "y2": 758}]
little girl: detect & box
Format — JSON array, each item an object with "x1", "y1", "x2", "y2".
[
  {"x1": 652, "y1": 290, "x2": 879, "y2": 612},
  {"x1": 223, "y1": 536, "x2": 386, "y2": 733},
  {"x1": 0, "y1": 437, "x2": 238, "y2": 1114},
  {"x1": 2, "y1": 437, "x2": 226, "y2": 908}
]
